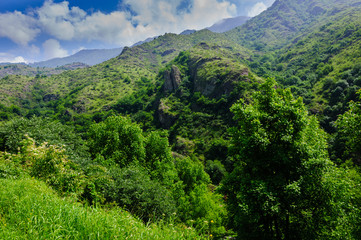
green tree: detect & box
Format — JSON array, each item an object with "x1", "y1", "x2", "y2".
[
  {"x1": 87, "y1": 116, "x2": 177, "y2": 185},
  {"x1": 221, "y1": 79, "x2": 359, "y2": 239},
  {"x1": 88, "y1": 116, "x2": 146, "y2": 167},
  {"x1": 335, "y1": 91, "x2": 361, "y2": 165}
]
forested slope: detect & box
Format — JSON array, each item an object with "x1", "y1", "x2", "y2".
[{"x1": 1, "y1": 0, "x2": 361, "y2": 239}]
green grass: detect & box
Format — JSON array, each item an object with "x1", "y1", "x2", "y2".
[{"x1": 0, "y1": 178, "x2": 206, "y2": 239}]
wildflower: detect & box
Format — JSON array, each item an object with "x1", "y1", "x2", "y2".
[{"x1": 210, "y1": 220, "x2": 214, "y2": 223}]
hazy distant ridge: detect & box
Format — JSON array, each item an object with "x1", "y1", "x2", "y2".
[
  {"x1": 207, "y1": 16, "x2": 251, "y2": 33},
  {"x1": 30, "y1": 48, "x2": 123, "y2": 68}
]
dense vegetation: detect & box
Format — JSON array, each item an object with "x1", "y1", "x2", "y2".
[{"x1": 2, "y1": 0, "x2": 361, "y2": 239}]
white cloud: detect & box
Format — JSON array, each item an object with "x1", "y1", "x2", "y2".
[
  {"x1": 182, "y1": 0, "x2": 237, "y2": 30},
  {"x1": 35, "y1": 0, "x2": 237, "y2": 46},
  {"x1": 0, "y1": 53, "x2": 27, "y2": 63},
  {"x1": 29, "y1": 44, "x2": 41, "y2": 56},
  {"x1": 75, "y1": 11, "x2": 138, "y2": 45},
  {"x1": 42, "y1": 39, "x2": 68, "y2": 59},
  {"x1": 0, "y1": 0, "x2": 238, "y2": 48},
  {"x1": 37, "y1": 0, "x2": 86, "y2": 40},
  {"x1": 118, "y1": 0, "x2": 237, "y2": 44},
  {"x1": 248, "y1": 2, "x2": 267, "y2": 17},
  {"x1": 0, "y1": 11, "x2": 39, "y2": 46}
]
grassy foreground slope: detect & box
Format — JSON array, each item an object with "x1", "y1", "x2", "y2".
[{"x1": 0, "y1": 178, "x2": 203, "y2": 240}]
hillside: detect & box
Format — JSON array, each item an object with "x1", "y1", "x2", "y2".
[
  {"x1": 245, "y1": 0, "x2": 361, "y2": 131},
  {"x1": 226, "y1": 0, "x2": 361, "y2": 50},
  {"x1": 0, "y1": 177, "x2": 202, "y2": 239},
  {"x1": 0, "y1": 30, "x2": 250, "y2": 119},
  {"x1": 2, "y1": 0, "x2": 361, "y2": 239}
]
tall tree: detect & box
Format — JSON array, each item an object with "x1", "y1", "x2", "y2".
[
  {"x1": 335, "y1": 91, "x2": 361, "y2": 165},
  {"x1": 221, "y1": 79, "x2": 359, "y2": 239}
]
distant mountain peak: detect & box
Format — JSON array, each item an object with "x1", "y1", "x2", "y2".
[
  {"x1": 30, "y1": 48, "x2": 123, "y2": 68},
  {"x1": 207, "y1": 16, "x2": 251, "y2": 33},
  {"x1": 180, "y1": 29, "x2": 196, "y2": 35}
]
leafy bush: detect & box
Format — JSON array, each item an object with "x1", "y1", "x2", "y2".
[
  {"x1": 104, "y1": 165, "x2": 176, "y2": 222},
  {"x1": 0, "y1": 116, "x2": 88, "y2": 164},
  {"x1": 175, "y1": 157, "x2": 210, "y2": 194},
  {"x1": 19, "y1": 135, "x2": 85, "y2": 196},
  {"x1": 173, "y1": 157, "x2": 227, "y2": 237},
  {"x1": 88, "y1": 116, "x2": 146, "y2": 167},
  {"x1": 0, "y1": 152, "x2": 24, "y2": 180}
]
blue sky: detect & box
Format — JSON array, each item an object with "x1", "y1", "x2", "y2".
[{"x1": 0, "y1": 0, "x2": 275, "y2": 63}]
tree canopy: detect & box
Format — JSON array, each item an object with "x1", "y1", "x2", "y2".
[{"x1": 221, "y1": 79, "x2": 361, "y2": 239}]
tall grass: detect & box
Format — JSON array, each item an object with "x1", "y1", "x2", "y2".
[{"x1": 0, "y1": 178, "x2": 206, "y2": 239}]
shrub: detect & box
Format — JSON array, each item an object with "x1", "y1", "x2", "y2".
[
  {"x1": 20, "y1": 135, "x2": 85, "y2": 196},
  {"x1": 104, "y1": 165, "x2": 176, "y2": 222}
]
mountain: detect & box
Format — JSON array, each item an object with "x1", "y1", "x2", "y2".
[
  {"x1": 30, "y1": 48, "x2": 123, "y2": 68},
  {"x1": 0, "y1": 29, "x2": 249, "y2": 117},
  {"x1": 248, "y1": 0, "x2": 361, "y2": 131},
  {"x1": 207, "y1": 16, "x2": 250, "y2": 33},
  {"x1": 226, "y1": 0, "x2": 361, "y2": 50},
  {"x1": 179, "y1": 29, "x2": 196, "y2": 35},
  {"x1": 2, "y1": 0, "x2": 361, "y2": 122},
  {"x1": 3, "y1": 0, "x2": 361, "y2": 123},
  {"x1": 131, "y1": 37, "x2": 156, "y2": 47},
  {"x1": 2, "y1": 0, "x2": 361, "y2": 238}
]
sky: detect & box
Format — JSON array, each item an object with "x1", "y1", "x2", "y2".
[{"x1": 0, "y1": 0, "x2": 275, "y2": 63}]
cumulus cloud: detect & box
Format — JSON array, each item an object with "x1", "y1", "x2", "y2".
[
  {"x1": 35, "y1": 0, "x2": 237, "y2": 45},
  {"x1": 37, "y1": 0, "x2": 86, "y2": 40},
  {"x1": 182, "y1": 0, "x2": 237, "y2": 29},
  {"x1": 0, "y1": 53, "x2": 27, "y2": 63},
  {"x1": 248, "y1": 2, "x2": 267, "y2": 17},
  {"x1": 118, "y1": 0, "x2": 237, "y2": 44},
  {"x1": 0, "y1": 0, "x2": 238, "y2": 48},
  {"x1": 0, "y1": 11, "x2": 39, "y2": 46},
  {"x1": 42, "y1": 39, "x2": 68, "y2": 59}
]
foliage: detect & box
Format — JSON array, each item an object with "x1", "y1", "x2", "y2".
[
  {"x1": 334, "y1": 91, "x2": 361, "y2": 165},
  {"x1": 20, "y1": 136, "x2": 85, "y2": 196},
  {"x1": 205, "y1": 160, "x2": 227, "y2": 185},
  {"x1": 104, "y1": 165, "x2": 176, "y2": 222},
  {"x1": 173, "y1": 156, "x2": 227, "y2": 237},
  {"x1": 0, "y1": 135, "x2": 85, "y2": 197},
  {"x1": 87, "y1": 115, "x2": 227, "y2": 235},
  {"x1": 88, "y1": 115, "x2": 146, "y2": 167},
  {"x1": 221, "y1": 79, "x2": 361, "y2": 239},
  {"x1": 144, "y1": 130, "x2": 177, "y2": 184},
  {"x1": 0, "y1": 116, "x2": 89, "y2": 164},
  {"x1": 88, "y1": 115, "x2": 176, "y2": 184}
]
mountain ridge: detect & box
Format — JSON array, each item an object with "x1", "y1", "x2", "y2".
[
  {"x1": 207, "y1": 15, "x2": 251, "y2": 33},
  {"x1": 30, "y1": 48, "x2": 123, "y2": 68}
]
